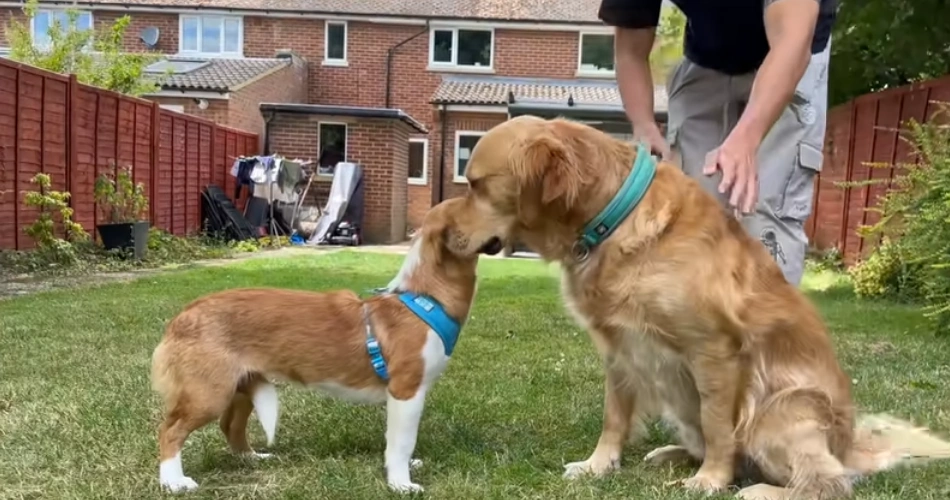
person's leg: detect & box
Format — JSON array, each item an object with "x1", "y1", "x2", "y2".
[
  {"x1": 733, "y1": 41, "x2": 831, "y2": 286},
  {"x1": 665, "y1": 58, "x2": 734, "y2": 208},
  {"x1": 666, "y1": 41, "x2": 831, "y2": 286}
]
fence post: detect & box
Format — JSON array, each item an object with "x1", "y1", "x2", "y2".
[
  {"x1": 150, "y1": 100, "x2": 160, "y2": 224},
  {"x1": 13, "y1": 63, "x2": 21, "y2": 251},
  {"x1": 67, "y1": 74, "x2": 79, "y2": 215}
]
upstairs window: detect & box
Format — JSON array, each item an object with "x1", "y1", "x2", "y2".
[
  {"x1": 32, "y1": 10, "x2": 93, "y2": 49},
  {"x1": 430, "y1": 27, "x2": 493, "y2": 70},
  {"x1": 180, "y1": 15, "x2": 242, "y2": 56},
  {"x1": 578, "y1": 32, "x2": 615, "y2": 75},
  {"x1": 324, "y1": 21, "x2": 347, "y2": 65}
]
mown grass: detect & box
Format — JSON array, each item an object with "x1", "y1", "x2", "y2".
[{"x1": 1, "y1": 252, "x2": 948, "y2": 499}]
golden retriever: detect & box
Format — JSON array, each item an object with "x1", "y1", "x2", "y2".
[
  {"x1": 449, "y1": 115, "x2": 950, "y2": 499},
  {"x1": 150, "y1": 197, "x2": 503, "y2": 494}
]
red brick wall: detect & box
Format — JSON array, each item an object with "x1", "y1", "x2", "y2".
[
  {"x1": 228, "y1": 54, "x2": 309, "y2": 137},
  {"x1": 266, "y1": 113, "x2": 413, "y2": 243},
  {"x1": 93, "y1": 11, "x2": 179, "y2": 54}
]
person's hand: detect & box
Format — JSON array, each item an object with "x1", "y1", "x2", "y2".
[
  {"x1": 634, "y1": 121, "x2": 671, "y2": 160},
  {"x1": 703, "y1": 136, "x2": 759, "y2": 215}
]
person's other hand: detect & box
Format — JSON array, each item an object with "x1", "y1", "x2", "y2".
[
  {"x1": 703, "y1": 136, "x2": 759, "y2": 214},
  {"x1": 634, "y1": 122, "x2": 671, "y2": 160}
]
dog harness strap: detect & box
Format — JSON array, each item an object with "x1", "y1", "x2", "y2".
[
  {"x1": 398, "y1": 292, "x2": 461, "y2": 356},
  {"x1": 575, "y1": 142, "x2": 657, "y2": 258},
  {"x1": 363, "y1": 304, "x2": 390, "y2": 381}
]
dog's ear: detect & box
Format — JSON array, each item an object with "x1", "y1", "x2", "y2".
[{"x1": 510, "y1": 124, "x2": 584, "y2": 206}]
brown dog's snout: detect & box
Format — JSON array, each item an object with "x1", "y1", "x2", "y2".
[{"x1": 477, "y1": 237, "x2": 504, "y2": 255}]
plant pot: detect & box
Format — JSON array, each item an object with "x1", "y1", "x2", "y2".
[{"x1": 96, "y1": 221, "x2": 150, "y2": 260}]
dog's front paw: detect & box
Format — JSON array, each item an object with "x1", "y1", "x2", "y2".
[
  {"x1": 160, "y1": 476, "x2": 199, "y2": 493},
  {"x1": 562, "y1": 456, "x2": 620, "y2": 480},
  {"x1": 737, "y1": 483, "x2": 788, "y2": 500},
  {"x1": 666, "y1": 470, "x2": 729, "y2": 495},
  {"x1": 388, "y1": 481, "x2": 424, "y2": 494}
]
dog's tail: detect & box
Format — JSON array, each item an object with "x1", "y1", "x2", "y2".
[{"x1": 844, "y1": 413, "x2": 950, "y2": 477}]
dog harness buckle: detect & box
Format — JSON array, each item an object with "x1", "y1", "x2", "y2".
[{"x1": 362, "y1": 304, "x2": 390, "y2": 381}]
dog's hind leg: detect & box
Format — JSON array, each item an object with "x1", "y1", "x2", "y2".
[
  {"x1": 158, "y1": 394, "x2": 231, "y2": 493},
  {"x1": 249, "y1": 378, "x2": 279, "y2": 447},
  {"x1": 738, "y1": 399, "x2": 853, "y2": 500}
]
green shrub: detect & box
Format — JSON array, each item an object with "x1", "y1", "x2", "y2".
[{"x1": 849, "y1": 104, "x2": 950, "y2": 335}]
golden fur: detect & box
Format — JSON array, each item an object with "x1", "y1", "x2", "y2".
[
  {"x1": 151, "y1": 197, "x2": 498, "y2": 493},
  {"x1": 450, "y1": 115, "x2": 950, "y2": 499}
]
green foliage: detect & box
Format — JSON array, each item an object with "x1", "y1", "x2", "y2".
[
  {"x1": 848, "y1": 104, "x2": 950, "y2": 334},
  {"x1": 6, "y1": 0, "x2": 160, "y2": 96},
  {"x1": 93, "y1": 165, "x2": 149, "y2": 224},
  {"x1": 829, "y1": 0, "x2": 950, "y2": 106},
  {"x1": 23, "y1": 174, "x2": 89, "y2": 252},
  {"x1": 651, "y1": 5, "x2": 686, "y2": 83}
]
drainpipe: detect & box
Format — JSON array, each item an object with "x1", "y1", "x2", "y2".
[
  {"x1": 435, "y1": 103, "x2": 447, "y2": 205},
  {"x1": 385, "y1": 21, "x2": 429, "y2": 108},
  {"x1": 262, "y1": 111, "x2": 276, "y2": 155}
]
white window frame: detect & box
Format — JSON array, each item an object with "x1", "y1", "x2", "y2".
[
  {"x1": 178, "y1": 15, "x2": 244, "y2": 57},
  {"x1": 428, "y1": 26, "x2": 495, "y2": 72},
  {"x1": 454, "y1": 130, "x2": 487, "y2": 183},
  {"x1": 323, "y1": 20, "x2": 348, "y2": 66},
  {"x1": 576, "y1": 31, "x2": 617, "y2": 77},
  {"x1": 159, "y1": 104, "x2": 185, "y2": 114},
  {"x1": 30, "y1": 9, "x2": 94, "y2": 50},
  {"x1": 317, "y1": 121, "x2": 348, "y2": 178},
  {"x1": 408, "y1": 138, "x2": 429, "y2": 185}
]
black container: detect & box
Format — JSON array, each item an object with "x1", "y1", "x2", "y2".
[{"x1": 96, "y1": 221, "x2": 150, "y2": 260}]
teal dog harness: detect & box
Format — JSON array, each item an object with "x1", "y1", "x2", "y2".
[
  {"x1": 571, "y1": 142, "x2": 658, "y2": 261},
  {"x1": 363, "y1": 291, "x2": 461, "y2": 382}
]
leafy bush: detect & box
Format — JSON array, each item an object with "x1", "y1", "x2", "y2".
[
  {"x1": 849, "y1": 104, "x2": 950, "y2": 334},
  {"x1": 94, "y1": 165, "x2": 149, "y2": 224}
]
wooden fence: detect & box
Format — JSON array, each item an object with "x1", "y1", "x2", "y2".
[
  {"x1": 0, "y1": 58, "x2": 259, "y2": 251},
  {"x1": 806, "y1": 75, "x2": 950, "y2": 264}
]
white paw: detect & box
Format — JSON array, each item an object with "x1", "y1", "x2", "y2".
[
  {"x1": 388, "y1": 481, "x2": 424, "y2": 494},
  {"x1": 160, "y1": 476, "x2": 199, "y2": 493},
  {"x1": 409, "y1": 458, "x2": 423, "y2": 470},
  {"x1": 249, "y1": 452, "x2": 273, "y2": 459},
  {"x1": 562, "y1": 457, "x2": 619, "y2": 480}
]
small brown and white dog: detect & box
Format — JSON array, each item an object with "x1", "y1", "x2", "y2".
[
  {"x1": 150, "y1": 197, "x2": 503, "y2": 494},
  {"x1": 448, "y1": 115, "x2": 950, "y2": 499}
]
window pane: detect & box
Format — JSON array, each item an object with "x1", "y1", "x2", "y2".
[
  {"x1": 182, "y1": 17, "x2": 199, "y2": 51},
  {"x1": 457, "y1": 29, "x2": 491, "y2": 67},
  {"x1": 580, "y1": 34, "x2": 615, "y2": 71},
  {"x1": 33, "y1": 12, "x2": 51, "y2": 46},
  {"x1": 223, "y1": 18, "x2": 240, "y2": 53},
  {"x1": 432, "y1": 30, "x2": 453, "y2": 63},
  {"x1": 408, "y1": 142, "x2": 425, "y2": 179},
  {"x1": 326, "y1": 23, "x2": 346, "y2": 60},
  {"x1": 201, "y1": 17, "x2": 222, "y2": 53},
  {"x1": 77, "y1": 12, "x2": 92, "y2": 31},
  {"x1": 456, "y1": 135, "x2": 481, "y2": 177},
  {"x1": 318, "y1": 124, "x2": 347, "y2": 176}
]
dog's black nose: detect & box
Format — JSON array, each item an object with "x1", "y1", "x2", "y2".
[{"x1": 478, "y1": 237, "x2": 504, "y2": 255}]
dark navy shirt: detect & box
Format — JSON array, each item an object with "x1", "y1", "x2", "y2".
[{"x1": 598, "y1": 0, "x2": 838, "y2": 75}]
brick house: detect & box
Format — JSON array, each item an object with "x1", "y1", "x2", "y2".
[{"x1": 0, "y1": 0, "x2": 669, "y2": 243}]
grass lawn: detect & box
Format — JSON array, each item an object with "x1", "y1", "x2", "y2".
[{"x1": 1, "y1": 251, "x2": 949, "y2": 500}]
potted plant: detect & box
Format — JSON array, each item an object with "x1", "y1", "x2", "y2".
[{"x1": 94, "y1": 165, "x2": 150, "y2": 259}]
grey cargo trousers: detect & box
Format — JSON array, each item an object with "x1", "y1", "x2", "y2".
[{"x1": 665, "y1": 40, "x2": 830, "y2": 286}]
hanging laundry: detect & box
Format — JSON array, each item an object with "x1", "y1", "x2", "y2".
[{"x1": 277, "y1": 159, "x2": 303, "y2": 193}]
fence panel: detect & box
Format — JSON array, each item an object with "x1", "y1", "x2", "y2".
[
  {"x1": 809, "y1": 75, "x2": 950, "y2": 264},
  {"x1": 0, "y1": 58, "x2": 259, "y2": 251}
]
